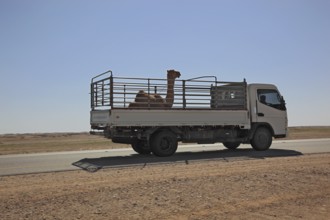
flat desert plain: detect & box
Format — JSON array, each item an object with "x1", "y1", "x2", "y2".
[{"x1": 0, "y1": 127, "x2": 329, "y2": 219}]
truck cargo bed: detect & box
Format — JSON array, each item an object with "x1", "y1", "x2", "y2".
[{"x1": 91, "y1": 109, "x2": 250, "y2": 128}]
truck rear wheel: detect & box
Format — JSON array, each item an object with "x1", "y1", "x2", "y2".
[
  {"x1": 151, "y1": 130, "x2": 178, "y2": 157},
  {"x1": 251, "y1": 127, "x2": 272, "y2": 151},
  {"x1": 223, "y1": 142, "x2": 240, "y2": 150},
  {"x1": 131, "y1": 140, "x2": 151, "y2": 155}
]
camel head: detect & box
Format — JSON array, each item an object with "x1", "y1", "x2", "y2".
[{"x1": 167, "y1": 69, "x2": 181, "y2": 79}]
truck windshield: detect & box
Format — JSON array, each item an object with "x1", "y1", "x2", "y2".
[{"x1": 258, "y1": 89, "x2": 286, "y2": 111}]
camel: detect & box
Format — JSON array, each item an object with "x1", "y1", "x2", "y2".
[{"x1": 129, "y1": 69, "x2": 181, "y2": 108}]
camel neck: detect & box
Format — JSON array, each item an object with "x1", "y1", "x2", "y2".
[{"x1": 165, "y1": 77, "x2": 175, "y2": 107}]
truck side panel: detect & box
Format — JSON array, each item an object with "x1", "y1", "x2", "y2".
[{"x1": 110, "y1": 109, "x2": 251, "y2": 128}]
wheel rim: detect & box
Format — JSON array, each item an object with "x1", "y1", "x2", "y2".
[
  {"x1": 160, "y1": 138, "x2": 171, "y2": 151},
  {"x1": 257, "y1": 133, "x2": 269, "y2": 147},
  {"x1": 151, "y1": 131, "x2": 178, "y2": 157},
  {"x1": 251, "y1": 127, "x2": 272, "y2": 151}
]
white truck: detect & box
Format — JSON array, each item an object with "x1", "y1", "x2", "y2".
[{"x1": 90, "y1": 70, "x2": 288, "y2": 157}]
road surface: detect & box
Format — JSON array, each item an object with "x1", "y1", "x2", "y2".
[{"x1": 1, "y1": 138, "x2": 329, "y2": 176}]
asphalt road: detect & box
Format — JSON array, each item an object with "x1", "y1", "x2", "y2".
[{"x1": 1, "y1": 138, "x2": 330, "y2": 176}]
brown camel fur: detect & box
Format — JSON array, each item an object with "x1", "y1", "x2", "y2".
[{"x1": 129, "y1": 70, "x2": 181, "y2": 108}]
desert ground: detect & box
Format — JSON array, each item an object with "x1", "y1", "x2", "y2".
[{"x1": 0, "y1": 127, "x2": 329, "y2": 219}]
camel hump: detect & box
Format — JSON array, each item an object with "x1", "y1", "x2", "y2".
[{"x1": 137, "y1": 90, "x2": 145, "y2": 95}]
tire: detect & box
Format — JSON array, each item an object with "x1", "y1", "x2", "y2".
[
  {"x1": 131, "y1": 140, "x2": 151, "y2": 155},
  {"x1": 223, "y1": 142, "x2": 241, "y2": 150},
  {"x1": 251, "y1": 127, "x2": 272, "y2": 151},
  {"x1": 151, "y1": 130, "x2": 178, "y2": 157}
]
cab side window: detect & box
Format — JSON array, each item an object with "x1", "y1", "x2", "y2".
[{"x1": 257, "y1": 89, "x2": 286, "y2": 111}]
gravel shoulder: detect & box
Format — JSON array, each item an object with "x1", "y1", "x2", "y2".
[{"x1": 0, "y1": 154, "x2": 329, "y2": 219}]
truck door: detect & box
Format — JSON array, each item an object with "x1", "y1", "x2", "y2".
[{"x1": 252, "y1": 86, "x2": 287, "y2": 136}]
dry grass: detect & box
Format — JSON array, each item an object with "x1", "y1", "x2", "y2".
[
  {"x1": 0, "y1": 126, "x2": 329, "y2": 155},
  {"x1": 0, "y1": 133, "x2": 129, "y2": 155},
  {"x1": 286, "y1": 126, "x2": 330, "y2": 139}
]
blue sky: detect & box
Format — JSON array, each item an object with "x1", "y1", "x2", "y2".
[{"x1": 1, "y1": 0, "x2": 329, "y2": 133}]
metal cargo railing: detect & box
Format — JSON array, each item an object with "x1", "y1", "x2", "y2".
[{"x1": 90, "y1": 70, "x2": 247, "y2": 110}]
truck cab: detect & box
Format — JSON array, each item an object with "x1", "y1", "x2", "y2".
[{"x1": 249, "y1": 84, "x2": 288, "y2": 137}]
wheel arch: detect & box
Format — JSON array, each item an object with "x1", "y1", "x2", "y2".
[{"x1": 249, "y1": 123, "x2": 275, "y2": 140}]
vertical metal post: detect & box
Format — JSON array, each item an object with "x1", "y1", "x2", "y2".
[
  {"x1": 147, "y1": 78, "x2": 150, "y2": 108},
  {"x1": 244, "y1": 80, "x2": 247, "y2": 110},
  {"x1": 101, "y1": 81, "x2": 104, "y2": 106},
  {"x1": 124, "y1": 84, "x2": 126, "y2": 108},
  {"x1": 183, "y1": 80, "x2": 186, "y2": 109},
  {"x1": 91, "y1": 83, "x2": 94, "y2": 110},
  {"x1": 110, "y1": 75, "x2": 113, "y2": 109},
  {"x1": 95, "y1": 84, "x2": 98, "y2": 107}
]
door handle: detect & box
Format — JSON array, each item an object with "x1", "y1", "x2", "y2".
[{"x1": 258, "y1": 113, "x2": 264, "y2": 117}]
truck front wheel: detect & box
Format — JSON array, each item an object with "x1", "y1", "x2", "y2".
[
  {"x1": 251, "y1": 127, "x2": 272, "y2": 151},
  {"x1": 151, "y1": 130, "x2": 178, "y2": 157}
]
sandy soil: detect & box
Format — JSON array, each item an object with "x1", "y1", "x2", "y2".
[{"x1": 0, "y1": 154, "x2": 329, "y2": 219}]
